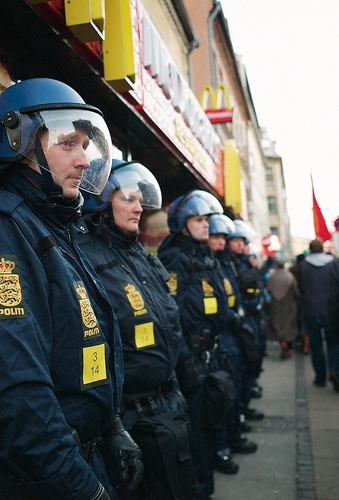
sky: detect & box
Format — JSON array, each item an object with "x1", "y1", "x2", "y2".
[{"x1": 220, "y1": 0, "x2": 339, "y2": 239}]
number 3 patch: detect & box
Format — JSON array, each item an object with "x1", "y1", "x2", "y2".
[{"x1": 80, "y1": 343, "x2": 109, "y2": 391}]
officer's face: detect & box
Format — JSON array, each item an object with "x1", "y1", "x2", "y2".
[
  {"x1": 185, "y1": 215, "x2": 209, "y2": 242},
  {"x1": 111, "y1": 189, "x2": 143, "y2": 235},
  {"x1": 39, "y1": 128, "x2": 91, "y2": 200},
  {"x1": 228, "y1": 237, "x2": 245, "y2": 254},
  {"x1": 208, "y1": 234, "x2": 226, "y2": 251}
]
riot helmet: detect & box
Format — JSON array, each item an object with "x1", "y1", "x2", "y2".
[
  {"x1": 208, "y1": 213, "x2": 235, "y2": 236},
  {"x1": 226, "y1": 219, "x2": 253, "y2": 244},
  {"x1": 0, "y1": 78, "x2": 112, "y2": 195},
  {"x1": 82, "y1": 159, "x2": 162, "y2": 213},
  {"x1": 167, "y1": 189, "x2": 223, "y2": 233}
]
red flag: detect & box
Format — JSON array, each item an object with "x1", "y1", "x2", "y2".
[{"x1": 311, "y1": 176, "x2": 331, "y2": 242}]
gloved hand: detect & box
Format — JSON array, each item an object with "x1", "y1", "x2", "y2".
[
  {"x1": 228, "y1": 312, "x2": 243, "y2": 333},
  {"x1": 90, "y1": 483, "x2": 111, "y2": 500},
  {"x1": 176, "y1": 356, "x2": 202, "y2": 395},
  {"x1": 239, "y1": 323, "x2": 255, "y2": 337},
  {"x1": 103, "y1": 415, "x2": 143, "y2": 492}
]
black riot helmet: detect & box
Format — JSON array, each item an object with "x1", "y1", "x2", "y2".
[{"x1": 0, "y1": 78, "x2": 112, "y2": 195}]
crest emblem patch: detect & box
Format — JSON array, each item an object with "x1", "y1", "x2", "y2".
[{"x1": 0, "y1": 256, "x2": 26, "y2": 318}]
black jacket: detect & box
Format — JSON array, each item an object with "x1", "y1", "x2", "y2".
[
  {"x1": 78, "y1": 224, "x2": 187, "y2": 395},
  {"x1": 158, "y1": 233, "x2": 230, "y2": 354}
]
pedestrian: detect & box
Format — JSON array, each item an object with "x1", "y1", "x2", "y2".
[
  {"x1": 298, "y1": 238, "x2": 336, "y2": 388},
  {"x1": 0, "y1": 78, "x2": 143, "y2": 500},
  {"x1": 325, "y1": 255, "x2": 339, "y2": 392},
  {"x1": 78, "y1": 160, "x2": 198, "y2": 499},
  {"x1": 266, "y1": 259, "x2": 299, "y2": 359},
  {"x1": 157, "y1": 190, "x2": 237, "y2": 500},
  {"x1": 289, "y1": 254, "x2": 310, "y2": 354}
]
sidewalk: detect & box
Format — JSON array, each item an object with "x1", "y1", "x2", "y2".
[{"x1": 213, "y1": 341, "x2": 339, "y2": 500}]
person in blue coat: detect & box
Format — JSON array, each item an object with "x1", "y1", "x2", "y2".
[
  {"x1": 225, "y1": 221, "x2": 266, "y2": 420},
  {"x1": 78, "y1": 160, "x2": 198, "y2": 500},
  {"x1": 157, "y1": 191, "x2": 237, "y2": 500},
  {"x1": 207, "y1": 214, "x2": 258, "y2": 464},
  {"x1": 0, "y1": 79, "x2": 142, "y2": 500}
]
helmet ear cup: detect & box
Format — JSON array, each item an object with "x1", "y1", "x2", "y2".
[
  {"x1": 170, "y1": 214, "x2": 180, "y2": 233},
  {"x1": 2, "y1": 112, "x2": 22, "y2": 152}
]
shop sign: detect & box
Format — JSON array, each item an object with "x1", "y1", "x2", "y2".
[
  {"x1": 122, "y1": 0, "x2": 223, "y2": 192},
  {"x1": 262, "y1": 234, "x2": 281, "y2": 256},
  {"x1": 200, "y1": 84, "x2": 234, "y2": 123},
  {"x1": 64, "y1": 0, "x2": 105, "y2": 42}
]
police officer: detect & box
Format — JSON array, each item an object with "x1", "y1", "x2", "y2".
[
  {"x1": 157, "y1": 190, "x2": 237, "y2": 500},
  {"x1": 208, "y1": 214, "x2": 258, "y2": 462},
  {"x1": 0, "y1": 79, "x2": 143, "y2": 500},
  {"x1": 78, "y1": 160, "x2": 197, "y2": 500},
  {"x1": 226, "y1": 221, "x2": 265, "y2": 421}
]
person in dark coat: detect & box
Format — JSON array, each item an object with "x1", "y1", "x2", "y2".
[
  {"x1": 78, "y1": 160, "x2": 198, "y2": 499},
  {"x1": 207, "y1": 214, "x2": 258, "y2": 473},
  {"x1": 225, "y1": 221, "x2": 265, "y2": 422},
  {"x1": 298, "y1": 238, "x2": 337, "y2": 388},
  {"x1": 326, "y1": 255, "x2": 339, "y2": 392},
  {"x1": 0, "y1": 78, "x2": 142, "y2": 500},
  {"x1": 158, "y1": 190, "x2": 237, "y2": 500}
]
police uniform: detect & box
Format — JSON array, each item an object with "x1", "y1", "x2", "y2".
[
  {"x1": 158, "y1": 232, "x2": 231, "y2": 500},
  {"x1": 225, "y1": 248, "x2": 265, "y2": 417},
  {"x1": 212, "y1": 248, "x2": 258, "y2": 456},
  {"x1": 78, "y1": 221, "x2": 197, "y2": 499},
  {"x1": 0, "y1": 168, "x2": 123, "y2": 500},
  {"x1": 78, "y1": 225, "x2": 186, "y2": 397}
]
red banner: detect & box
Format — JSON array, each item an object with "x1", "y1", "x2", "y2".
[{"x1": 311, "y1": 176, "x2": 331, "y2": 242}]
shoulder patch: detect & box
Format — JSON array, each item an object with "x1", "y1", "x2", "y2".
[{"x1": 0, "y1": 255, "x2": 26, "y2": 319}]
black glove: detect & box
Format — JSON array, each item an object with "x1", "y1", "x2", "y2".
[
  {"x1": 103, "y1": 415, "x2": 143, "y2": 492},
  {"x1": 239, "y1": 323, "x2": 255, "y2": 337},
  {"x1": 90, "y1": 483, "x2": 111, "y2": 500},
  {"x1": 229, "y1": 312, "x2": 243, "y2": 333},
  {"x1": 176, "y1": 356, "x2": 202, "y2": 395}
]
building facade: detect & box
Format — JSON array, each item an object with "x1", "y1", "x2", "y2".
[
  {"x1": 0, "y1": 0, "x2": 293, "y2": 256},
  {"x1": 261, "y1": 128, "x2": 293, "y2": 259}
]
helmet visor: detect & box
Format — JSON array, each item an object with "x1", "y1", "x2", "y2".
[
  {"x1": 12, "y1": 109, "x2": 112, "y2": 195},
  {"x1": 100, "y1": 162, "x2": 162, "y2": 210}
]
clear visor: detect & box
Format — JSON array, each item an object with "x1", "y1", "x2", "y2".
[
  {"x1": 101, "y1": 162, "x2": 162, "y2": 210},
  {"x1": 14, "y1": 109, "x2": 112, "y2": 195}
]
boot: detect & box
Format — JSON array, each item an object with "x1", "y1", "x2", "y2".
[{"x1": 214, "y1": 449, "x2": 239, "y2": 474}]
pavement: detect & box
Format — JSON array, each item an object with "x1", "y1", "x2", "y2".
[{"x1": 213, "y1": 340, "x2": 339, "y2": 500}]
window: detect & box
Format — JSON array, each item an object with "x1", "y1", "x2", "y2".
[
  {"x1": 266, "y1": 166, "x2": 274, "y2": 183},
  {"x1": 268, "y1": 196, "x2": 277, "y2": 214}
]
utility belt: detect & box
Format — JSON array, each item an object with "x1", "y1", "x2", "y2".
[{"x1": 122, "y1": 378, "x2": 176, "y2": 415}]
